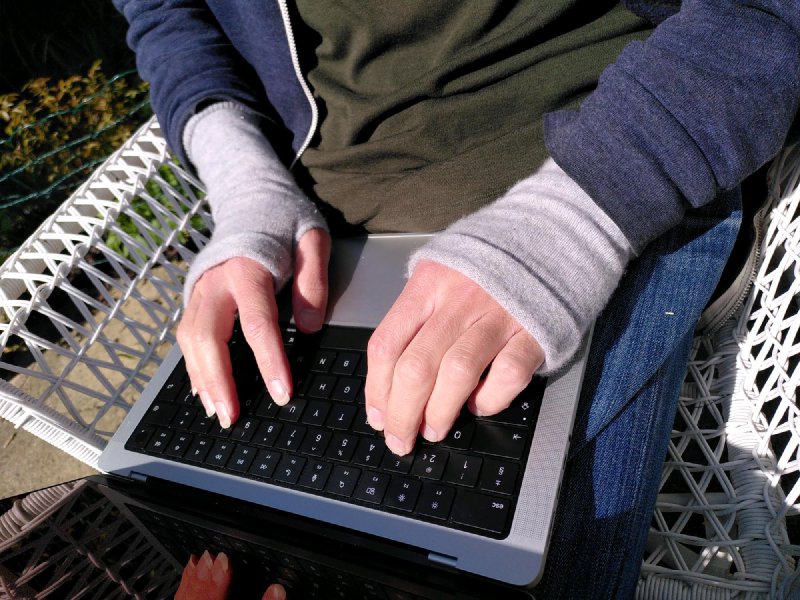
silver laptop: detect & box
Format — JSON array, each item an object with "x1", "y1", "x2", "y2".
[{"x1": 100, "y1": 233, "x2": 590, "y2": 587}]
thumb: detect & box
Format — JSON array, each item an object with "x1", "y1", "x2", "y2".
[{"x1": 293, "y1": 228, "x2": 330, "y2": 332}]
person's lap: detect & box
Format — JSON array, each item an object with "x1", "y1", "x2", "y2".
[{"x1": 537, "y1": 189, "x2": 742, "y2": 598}]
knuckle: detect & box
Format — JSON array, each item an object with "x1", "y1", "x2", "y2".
[
  {"x1": 441, "y1": 353, "x2": 480, "y2": 386},
  {"x1": 395, "y1": 353, "x2": 434, "y2": 385},
  {"x1": 494, "y1": 356, "x2": 533, "y2": 387},
  {"x1": 239, "y1": 313, "x2": 272, "y2": 344},
  {"x1": 367, "y1": 331, "x2": 394, "y2": 363}
]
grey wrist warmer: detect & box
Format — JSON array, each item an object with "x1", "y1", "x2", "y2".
[
  {"x1": 409, "y1": 158, "x2": 634, "y2": 374},
  {"x1": 182, "y1": 102, "x2": 327, "y2": 304}
]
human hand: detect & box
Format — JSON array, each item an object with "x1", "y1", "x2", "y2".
[
  {"x1": 365, "y1": 261, "x2": 544, "y2": 456},
  {"x1": 177, "y1": 228, "x2": 330, "y2": 428},
  {"x1": 174, "y1": 551, "x2": 287, "y2": 600}
]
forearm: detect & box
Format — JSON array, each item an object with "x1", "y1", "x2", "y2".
[{"x1": 183, "y1": 102, "x2": 326, "y2": 303}]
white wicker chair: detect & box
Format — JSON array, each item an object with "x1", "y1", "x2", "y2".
[{"x1": 0, "y1": 117, "x2": 797, "y2": 597}]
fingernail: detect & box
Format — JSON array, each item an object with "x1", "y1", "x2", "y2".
[
  {"x1": 211, "y1": 551, "x2": 229, "y2": 584},
  {"x1": 267, "y1": 379, "x2": 290, "y2": 405},
  {"x1": 421, "y1": 424, "x2": 440, "y2": 442},
  {"x1": 199, "y1": 392, "x2": 215, "y2": 418},
  {"x1": 197, "y1": 550, "x2": 213, "y2": 581},
  {"x1": 215, "y1": 402, "x2": 231, "y2": 429},
  {"x1": 366, "y1": 406, "x2": 384, "y2": 430},
  {"x1": 386, "y1": 434, "x2": 410, "y2": 456}
]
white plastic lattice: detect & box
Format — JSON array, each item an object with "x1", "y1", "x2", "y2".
[
  {"x1": 0, "y1": 117, "x2": 797, "y2": 595},
  {"x1": 639, "y1": 146, "x2": 800, "y2": 599},
  {"x1": 0, "y1": 117, "x2": 210, "y2": 467}
]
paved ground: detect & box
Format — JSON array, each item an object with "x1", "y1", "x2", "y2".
[
  {"x1": 0, "y1": 418, "x2": 95, "y2": 498},
  {"x1": 0, "y1": 266, "x2": 176, "y2": 499}
]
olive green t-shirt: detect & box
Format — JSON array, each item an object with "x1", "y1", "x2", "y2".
[{"x1": 293, "y1": 2, "x2": 653, "y2": 232}]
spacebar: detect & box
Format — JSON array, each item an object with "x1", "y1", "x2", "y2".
[{"x1": 451, "y1": 490, "x2": 510, "y2": 534}]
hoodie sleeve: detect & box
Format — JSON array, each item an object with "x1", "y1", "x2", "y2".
[{"x1": 545, "y1": 0, "x2": 800, "y2": 252}]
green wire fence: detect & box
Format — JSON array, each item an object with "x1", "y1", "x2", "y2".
[{"x1": 0, "y1": 63, "x2": 152, "y2": 260}]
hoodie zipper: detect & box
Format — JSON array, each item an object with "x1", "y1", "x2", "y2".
[{"x1": 277, "y1": 0, "x2": 319, "y2": 169}]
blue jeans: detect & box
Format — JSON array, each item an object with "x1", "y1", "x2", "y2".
[{"x1": 537, "y1": 189, "x2": 742, "y2": 599}]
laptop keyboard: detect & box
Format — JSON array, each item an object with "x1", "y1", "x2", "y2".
[{"x1": 125, "y1": 324, "x2": 544, "y2": 539}]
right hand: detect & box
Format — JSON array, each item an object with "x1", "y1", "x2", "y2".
[{"x1": 177, "y1": 228, "x2": 330, "y2": 428}]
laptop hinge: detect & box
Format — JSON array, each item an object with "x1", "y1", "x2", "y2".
[
  {"x1": 427, "y1": 552, "x2": 458, "y2": 568},
  {"x1": 129, "y1": 471, "x2": 149, "y2": 482}
]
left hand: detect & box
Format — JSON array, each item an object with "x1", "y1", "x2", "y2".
[{"x1": 365, "y1": 261, "x2": 544, "y2": 456}]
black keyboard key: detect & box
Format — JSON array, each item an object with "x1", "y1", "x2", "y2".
[
  {"x1": 325, "y1": 433, "x2": 358, "y2": 462},
  {"x1": 143, "y1": 402, "x2": 178, "y2": 427},
  {"x1": 256, "y1": 398, "x2": 280, "y2": 419},
  {"x1": 165, "y1": 433, "x2": 193, "y2": 458},
  {"x1": 126, "y1": 425, "x2": 155, "y2": 451},
  {"x1": 331, "y1": 378, "x2": 361, "y2": 403},
  {"x1": 299, "y1": 429, "x2": 332, "y2": 457},
  {"x1": 252, "y1": 421, "x2": 282, "y2": 447},
  {"x1": 326, "y1": 404, "x2": 357, "y2": 430},
  {"x1": 331, "y1": 352, "x2": 359, "y2": 376},
  {"x1": 325, "y1": 465, "x2": 361, "y2": 497},
  {"x1": 311, "y1": 350, "x2": 336, "y2": 372},
  {"x1": 308, "y1": 375, "x2": 336, "y2": 399},
  {"x1": 239, "y1": 391, "x2": 261, "y2": 416},
  {"x1": 452, "y1": 491, "x2": 511, "y2": 534},
  {"x1": 230, "y1": 417, "x2": 260, "y2": 442},
  {"x1": 417, "y1": 484, "x2": 455, "y2": 520},
  {"x1": 185, "y1": 436, "x2": 213, "y2": 463},
  {"x1": 355, "y1": 355, "x2": 368, "y2": 378},
  {"x1": 170, "y1": 407, "x2": 198, "y2": 430},
  {"x1": 277, "y1": 398, "x2": 307, "y2": 422},
  {"x1": 441, "y1": 420, "x2": 475, "y2": 451},
  {"x1": 227, "y1": 445, "x2": 257, "y2": 472},
  {"x1": 206, "y1": 440, "x2": 235, "y2": 468},
  {"x1": 275, "y1": 456, "x2": 306, "y2": 484},
  {"x1": 443, "y1": 453, "x2": 482, "y2": 488},
  {"x1": 282, "y1": 327, "x2": 298, "y2": 346},
  {"x1": 248, "y1": 449, "x2": 281, "y2": 479},
  {"x1": 411, "y1": 449, "x2": 449, "y2": 480},
  {"x1": 189, "y1": 413, "x2": 215, "y2": 434},
  {"x1": 481, "y1": 392, "x2": 542, "y2": 428},
  {"x1": 301, "y1": 400, "x2": 330, "y2": 427},
  {"x1": 353, "y1": 471, "x2": 389, "y2": 504},
  {"x1": 276, "y1": 425, "x2": 306, "y2": 451},
  {"x1": 158, "y1": 363, "x2": 187, "y2": 398},
  {"x1": 146, "y1": 429, "x2": 172, "y2": 454},
  {"x1": 479, "y1": 459, "x2": 519, "y2": 496},
  {"x1": 384, "y1": 478, "x2": 421, "y2": 512},
  {"x1": 380, "y1": 452, "x2": 414, "y2": 474},
  {"x1": 471, "y1": 423, "x2": 527, "y2": 460},
  {"x1": 352, "y1": 407, "x2": 375, "y2": 435},
  {"x1": 353, "y1": 438, "x2": 386, "y2": 468},
  {"x1": 208, "y1": 418, "x2": 233, "y2": 437},
  {"x1": 298, "y1": 460, "x2": 332, "y2": 490}
]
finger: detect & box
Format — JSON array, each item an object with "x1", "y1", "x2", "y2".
[
  {"x1": 365, "y1": 274, "x2": 435, "y2": 433},
  {"x1": 177, "y1": 292, "x2": 214, "y2": 417},
  {"x1": 262, "y1": 583, "x2": 287, "y2": 600},
  {"x1": 469, "y1": 330, "x2": 543, "y2": 416},
  {"x1": 229, "y1": 259, "x2": 293, "y2": 405},
  {"x1": 420, "y1": 311, "x2": 514, "y2": 442},
  {"x1": 180, "y1": 280, "x2": 239, "y2": 428},
  {"x1": 382, "y1": 305, "x2": 474, "y2": 456},
  {"x1": 293, "y1": 228, "x2": 330, "y2": 333},
  {"x1": 173, "y1": 554, "x2": 198, "y2": 600},
  {"x1": 209, "y1": 552, "x2": 232, "y2": 592}
]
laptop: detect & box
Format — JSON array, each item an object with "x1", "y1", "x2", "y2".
[{"x1": 100, "y1": 233, "x2": 591, "y2": 588}]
